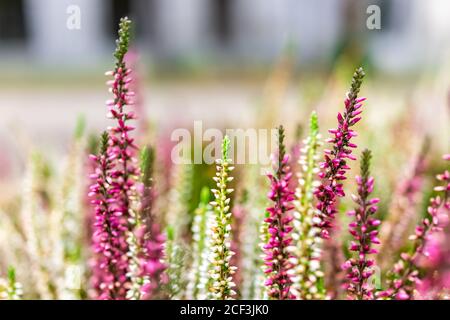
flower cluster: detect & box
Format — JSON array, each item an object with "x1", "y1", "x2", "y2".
[
  {"x1": 417, "y1": 228, "x2": 450, "y2": 299},
  {"x1": 342, "y1": 149, "x2": 381, "y2": 300},
  {"x1": 417, "y1": 157, "x2": 450, "y2": 298},
  {"x1": 90, "y1": 17, "x2": 138, "y2": 299},
  {"x1": 290, "y1": 112, "x2": 325, "y2": 299},
  {"x1": 263, "y1": 126, "x2": 295, "y2": 300},
  {"x1": 314, "y1": 67, "x2": 366, "y2": 239},
  {"x1": 379, "y1": 141, "x2": 428, "y2": 268},
  {"x1": 165, "y1": 161, "x2": 193, "y2": 243},
  {"x1": 131, "y1": 146, "x2": 166, "y2": 299},
  {"x1": 0, "y1": 268, "x2": 22, "y2": 300},
  {"x1": 240, "y1": 168, "x2": 269, "y2": 300},
  {"x1": 380, "y1": 154, "x2": 450, "y2": 300},
  {"x1": 163, "y1": 226, "x2": 187, "y2": 299},
  {"x1": 105, "y1": 16, "x2": 138, "y2": 221},
  {"x1": 5, "y1": 13, "x2": 450, "y2": 301},
  {"x1": 89, "y1": 132, "x2": 129, "y2": 299},
  {"x1": 186, "y1": 187, "x2": 213, "y2": 299},
  {"x1": 208, "y1": 135, "x2": 237, "y2": 300}
]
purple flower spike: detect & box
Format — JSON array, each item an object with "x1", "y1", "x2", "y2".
[
  {"x1": 90, "y1": 17, "x2": 137, "y2": 300},
  {"x1": 314, "y1": 67, "x2": 366, "y2": 239},
  {"x1": 90, "y1": 132, "x2": 130, "y2": 299},
  {"x1": 342, "y1": 149, "x2": 380, "y2": 300},
  {"x1": 380, "y1": 155, "x2": 450, "y2": 300},
  {"x1": 136, "y1": 146, "x2": 167, "y2": 299},
  {"x1": 263, "y1": 126, "x2": 295, "y2": 300}
]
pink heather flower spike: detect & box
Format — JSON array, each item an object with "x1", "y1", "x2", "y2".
[
  {"x1": 342, "y1": 149, "x2": 380, "y2": 300},
  {"x1": 135, "y1": 145, "x2": 167, "y2": 299},
  {"x1": 106, "y1": 17, "x2": 138, "y2": 224},
  {"x1": 263, "y1": 125, "x2": 295, "y2": 300},
  {"x1": 90, "y1": 17, "x2": 138, "y2": 300},
  {"x1": 417, "y1": 160, "x2": 450, "y2": 299},
  {"x1": 123, "y1": 48, "x2": 148, "y2": 137},
  {"x1": 90, "y1": 132, "x2": 129, "y2": 299},
  {"x1": 314, "y1": 67, "x2": 366, "y2": 240},
  {"x1": 416, "y1": 227, "x2": 450, "y2": 299},
  {"x1": 380, "y1": 155, "x2": 450, "y2": 300},
  {"x1": 378, "y1": 138, "x2": 428, "y2": 269}
]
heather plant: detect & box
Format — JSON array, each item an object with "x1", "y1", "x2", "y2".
[
  {"x1": 342, "y1": 149, "x2": 381, "y2": 300},
  {"x1": 165, "y1": 161, "x2": 194, "y2": 243},
  {"x1": 0, "y1": 131, "x2": 92, "y2": 299},
  {"x1": 163, "y1": 225, "x2": 187, "y2": 299},
  {"x1": 208, "y1": 135, "x2": 237, "y2": 300},
  {"x1": 126, "y1": 145, "x2": 160, "y2": 300},
  {"x1": 380, "y1": 155, "x2": 450, "y2": 300},
  {"x1": 240, "y1": 168, "x2": 268, "y2": 300},
  {"x1": 0, "y1": 214, "x2": 25, "y2": 289},
  {"x1": 134, "y1": 146, "x2": 166, "y2": 299},
  {"x1": 417, "y1": 161, "x2": 450, "y2": 299},
  {"x1": 314, "y1": 67, "x2": 366, "y2": 240},
  {"x1": 290, "y1": 112, "x2": 325, "y2": 299},
  {"x1": 20, "y1": 152, "x2": 55, "y2": 299},
  {"x1": 378, "y1": 140, "x2": 429, "y2": 268},
  {"x1": 0, "y1": 268, "x2": 22, "y2": 300},
  {"x1": 186, "y1": 187, "x2": 213, "y2": 299},
  {"x1": 263, "y1": 126, "x2": 295, "y2": 300},
  {"x1": 50, "y1": 116, "x2": 88, "y2": 299},
  {"x1": 90, "y1": 17, "x2": 141, "y2": 300},
  {"x1": 90, "y1": 131, "x2": 129, "y2": 299}
]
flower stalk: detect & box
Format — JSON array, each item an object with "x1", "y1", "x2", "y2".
[
  {"x1": 314, "y1": 67, "x2": 366, "y2": 239},
  {"x1": 208, "y1": 135, "x2": 237, "y2": 300},
  {"x1": 163, "y1": 226, "x2": 187, "y2": 299},
  {"x1": 342, "y1": 149, "x2": 381, "y2": 300},
  {"x1": 240, "y1": 168, "x2": 269, "y2": 300},
  {"x1": 380, "y1": 155, "x2": 450, "y2": 300},
  {"x1": 105, "y1": 16, "x2": 138, "y2": 237},
  {"x1": 0, "y1": 267, "x2": 22, "y2": 300},
  {"x1": 263, "y1": 125, "x2": 295, "y2": 300},
  {"x1": 89, "y1": 132, "x2": 129, "y2": 299},
  {"x1": 126, "y1": 146, "x2": 166, "y2": 299},
  {"x1": 186, "y1": 187, "x2": 213, "y2": 299},
  {"x1": 290, "y1": 112, "x2": 325, "y2": 299},
  {"x1": 90, "y1": 17, "x2": 138, "y2": 300},
  {"x1": 378, "y1": 140, "x2": 429, "y2": 268},
  {"x1": 137, "y1": 146, "x2": 167, "y2": 299}
]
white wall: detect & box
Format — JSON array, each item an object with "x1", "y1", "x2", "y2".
[
  {"x1": 24, "y1": 0, "x2": 106, "y2": 65},
  {"x1": 152, "y1": 0, "x2": 212, "y2": 58},
  {"x1": 232, "y1": 0, "x2": 342, "y2": 63}
]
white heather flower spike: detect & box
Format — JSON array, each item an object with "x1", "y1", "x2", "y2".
[
  {"x1": 186, "y1": 187, "x2": 214, "y2": 299},
  {"x1": 0, "y1": 268, "x2": 23, "y2": 300},
  {"x1": 291, "y1": 112, "x2": 326, "y2": 299},
  {"x1": 240, "y1": 167, "x2": 269, "y2": 300},
  {"x1": 51, "y1": 116, "x2": 87, "y2": 299},
  {"x1": 207, "y1": 136, "x2": 237, "y2": 300},
  {"x1": 165, "y1": 157, "x2": 193, "y2": 242},
  {"x1": 163, "y1": 226, "x2": 187, "y2": 299},
  {"x1": 20, "y1": 153, "x2": 54, "y2": 299}
]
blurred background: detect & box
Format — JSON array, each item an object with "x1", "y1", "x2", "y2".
[
  {"x1": 2, "y1": 0, "x2": 450, "y2": 68},
  {"x1": 0, "y1": 0, "x2": 449, "y2": 192}
]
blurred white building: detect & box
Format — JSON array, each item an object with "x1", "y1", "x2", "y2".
[{"x1": 0, "y1": 0, "x2": 449, "y2": 70}]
